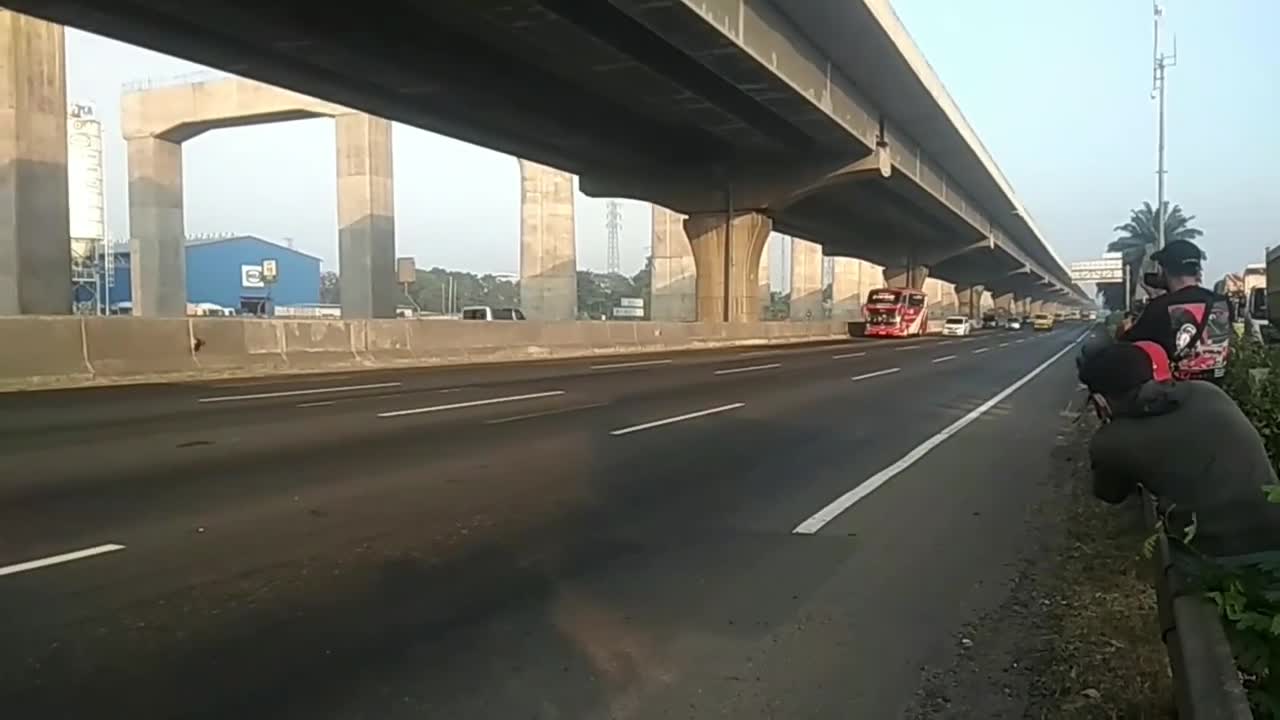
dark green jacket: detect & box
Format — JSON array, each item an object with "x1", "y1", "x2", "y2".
[{"x1": 1090, "y1": 380, "x2": 1280, "y2": 557}]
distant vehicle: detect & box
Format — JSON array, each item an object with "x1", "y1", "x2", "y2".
[
  {"x1": 863, "y1": 287, "x2": 928, "y2": 338},
  {"x1": 980, "y1": 313, "x2": 999, "y2": 329},
  {"x1": 942, "y1": 316, "x2": 972, "y2": 336},
  {"x1": 1082, "y1": 310, "x2": 1097, "y2": 321},
  {"x1": 1032, "y1": 313, "x2": 1055, "y2": 331},
  {"x1": 1006, "y1": 317, "x2": 1022, "y2": 330},
  {"x1": 461, "y1": 306, "x2": 526, "y2": 321}
]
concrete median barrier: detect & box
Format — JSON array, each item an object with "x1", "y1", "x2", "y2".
[
  {"x1": 0, "y1": 317, "x2": 93, "y2": 389},
  {"x1": 0, "y1": 316, "x2": 851, "y2": 391},
  {"x1": 83, "y1": 316, "x2": 198, "y2": 378},
  {"x1": 190, "y1": 318, "x2": 287, "y2": 373},
  {"x1": 280, "y1": 320, "x2": 362, "y2": 370}
]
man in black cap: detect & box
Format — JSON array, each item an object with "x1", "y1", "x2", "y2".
[
  {"x1": 1122, "y1": 239, "x2": 1232, "y2": 381},
  {"x1": 1080, "y1": 340, "x2": 1280, "y2": 561}
]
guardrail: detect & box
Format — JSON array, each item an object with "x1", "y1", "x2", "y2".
[{"x1": 1147, "y1": 499, "x2": 1254, "y2": 718}]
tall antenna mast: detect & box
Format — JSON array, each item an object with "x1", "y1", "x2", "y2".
[
  {"x1": 1152, "y1": 1, "x2": 1177, "y2": 251},
  {"x1": 605, "y1": 200, "x2": 622, "y2": 274}
]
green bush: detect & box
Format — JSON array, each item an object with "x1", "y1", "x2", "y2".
[{"x1": 1208, "y1": 334, "x2": 1280, "y2": 716}]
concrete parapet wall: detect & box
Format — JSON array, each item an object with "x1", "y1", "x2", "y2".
[{"x1": 0, "y1": 317, "x2": 851, "y2": 391}]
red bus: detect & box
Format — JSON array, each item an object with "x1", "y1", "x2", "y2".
[{"x1": 864, "y1": 287, "x2": 928, "y2": 338}]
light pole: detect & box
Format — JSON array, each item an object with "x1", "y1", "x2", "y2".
[{"x1": 1152, "y1": 2, "x2": 1177, "y2": 251}]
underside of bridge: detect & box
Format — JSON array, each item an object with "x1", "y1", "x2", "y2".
[{"x1": 8, "y1": 0, "x2": 1085, "y2": 313}]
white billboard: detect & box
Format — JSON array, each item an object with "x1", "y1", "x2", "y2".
[
  {"x1": 1069, "y1": 258, "x2": 1124, "y2": 283},
  {"x1": 66, "y1": 103, "x2": 105, "y2": 251},
  {"x1": 241, "y1": 265, "x2": 265, "y2": 288}
]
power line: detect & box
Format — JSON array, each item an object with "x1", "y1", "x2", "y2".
[{"x1": 605, "y1": 200, "x2": 622, "y2": 274}]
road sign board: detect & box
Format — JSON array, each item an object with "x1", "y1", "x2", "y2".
[
  {"x1": 261, "y1": 259, "x2": 279, "y2": 284},
  {"x1": 612, "y1": 306, "x2": 644, "y2": 318},
  {"x1": 1069, "y1": 258, "x2": 1123, "y2": 283},
  {"x1": 618, "y1": 297, "x2": 645, "y2": 308}
]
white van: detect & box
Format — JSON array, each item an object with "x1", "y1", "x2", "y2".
[{"x1": 460, "y1": 306, "x2": 526, "y2": 321}]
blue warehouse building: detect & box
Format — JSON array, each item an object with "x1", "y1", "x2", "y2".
[{"x1": 108, "y1": 235, "x2": 322, "y2": 315}]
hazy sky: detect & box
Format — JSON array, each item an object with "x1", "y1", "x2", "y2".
[{"x1": 65, "y1": 0, "x2": 1277, "y2": 284}]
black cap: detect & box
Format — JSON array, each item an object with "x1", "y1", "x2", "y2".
[
  {"x1": 1150, "y1": 239, "x2": 1205, "y2": 273},
  {"x1": 1079, "y1": 342, "x2": 1155, "y2": 397}
]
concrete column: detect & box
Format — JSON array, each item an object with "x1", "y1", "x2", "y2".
[
  {"x1": 789, "y1": 238, "x2": 823, "y2": 321},
  {"x1": 126, "y1": 136, "x2": 185, "y2": 317},
  {"x1": 758, "y1": 235, "x2": 771, "y2": 316},
  {"x1": 857, "y1": 258, "x2": 883, "y2": 310},
  {"x1": 957, "y1": 285, "x2": 985, "y2": 320},
  {"x1": 518, "y1": 159, "x2": 577, "y2": 321},
  {"x1": 883, "y1": 264, "x2": 929, "y2": 290},
  {"x1": 649, "y1": 205, "x2": 695, "y2": 321},
  {"x1": 683, "y1": 211, "x2": 771, "y2": 322},
  {"x1": 1029, "y1": 299, "x2": 1046, "y2": 315},
  {"x1": 336, "y1": 113, "x2": 396, "y2": 319},
  {"x1": 993, "y1": 292, "x2": 1016, "y2": 315},
  {"x1": 0, "y1": 11, "x2": 70, "y2": 315},
  {"x1": 831, "y1": 257, "x2": 861, "y2": 320}
]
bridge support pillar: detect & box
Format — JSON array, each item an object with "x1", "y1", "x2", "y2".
[
  {"x1": 789, "y1": 238, "x2": 823, "y2": 321},
  {"x1": 1029, "y1": 299, "x2": 1046, "y2": 316},
  {"x1": 684, "y1": 211, "x2": 771, "y2": 322},
  {"x1": 993, "y1": 292, "x2": 1016, "y2": 315},
  {"x1": 0, "y1": 10, "x2": 70, "y2": 315},
  {"x1": 831, "y1": 257, "x2": 864, "y2": 320},
  {"x1": 883, "y1": 264, "x2": 929, "y2": 290},
  {"x1": 519, "y1": 159, "x2": 577, "y2": 321},
  {"x1": 127, "y1": 136, "x2": 186, "y2": 317},
  {"x1": 650, "y1": 206, "x2": 696, "y2": 321},
  {"x1": 957, "y1": 285, "x2": 984, "y2": 321},
  {"x1": 336, "y1": 113, "x2": 396, "y2": 319},
  {"x1": 759, "y1": 235, "x2": 772, "y2": 316}
]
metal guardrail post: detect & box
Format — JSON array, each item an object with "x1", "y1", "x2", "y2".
[{"x1": 1144, "y1": 496, "x2": 1254, "y2": 719}]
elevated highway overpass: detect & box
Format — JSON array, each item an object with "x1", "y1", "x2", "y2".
[{"x1": 3, "y1": 0, "x2": 1088, "y2": 318}]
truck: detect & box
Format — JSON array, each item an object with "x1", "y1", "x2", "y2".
[{"x1": 1264, "y1": 249, "x2": 1280, "y2": 342}]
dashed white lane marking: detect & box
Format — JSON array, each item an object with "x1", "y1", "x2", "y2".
[
  {"x1": 999, "y1": 342, "x2": 1010, "y2": 348},
  {"x1": 897, "y1": 345, "x2": 922, "y2": 351},
  {"x1": 609, "y1": 403, "x2": 745, "y2": 436},
  {"x1": 198, "y1": 382, "x2": 402, "y2": 403},
  {"x1": 793, "y1": 330, "x2": 1090, "y2": 534},
  {"x1": 297, "y1": 400, "x2": 336, "y2": 408},
  {"x1": 591, "y1": 359, "x2": 672, "y2": 370},
  {"x1": 377, "y1": 391, "x2": 566, "y2": 418},
  {"x1": 486, "y1": 402, "x2": 608, "y2": 425},
  {"x1": 938, "y1": 340, "x2": 954, "y2": 345},
  {"x1": 714, "y1": 363, "x2": 781, "y2": 376},
  {"x1": 832, "y1": 351, "x2": 867, "y2": 360},
  {"x1": 932, "y1": 355, "x2": 957, "y2": 363},
  {"x1": 972, "y1": 347, "x2": 990, "y2": 354},
  {"x1": 0, "y1": 544, "x2": 126, "y2": 578},
  {"x1": 851, "y1": 368, "x2": 901, "y2": 382},
  {"x1": 1015, "y1": 339, "x2": 1026, "y2": 344}
]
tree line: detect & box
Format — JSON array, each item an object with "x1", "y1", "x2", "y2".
[{"x1": 320, "y1": 265, "x2": 653, "y2": 318}]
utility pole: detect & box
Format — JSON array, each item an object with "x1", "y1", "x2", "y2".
[
  {"x1": 605, "y1": 200, "x2": 622, "y2": 275},
  {"x1": 1152, "y1": 1, "x2": 1177, "y2": 251}
]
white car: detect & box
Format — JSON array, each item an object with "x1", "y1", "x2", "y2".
[{"x1": 942, "y1": 316, "x2": 972, "y2": 336}]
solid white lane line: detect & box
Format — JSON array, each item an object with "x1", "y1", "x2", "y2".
[
  {"x1": 851, "y1": 368, "x2": 901, "y2": 382},
  {"x1": 832, "y1": 351, "x2": 867, "y2": 359},
  {"x1": 897, "y1": 345, "x2": 922, "y2": 351},
  {"x1": 297, "y1": 400, "x2": 336, "y2": 408},
  {"x1": 486, "y1": 402, "x2": 608, "y2": 425},
  {"x1": 377, "y1": 391, "x2": 566, "y2": 418},
  {"x1": 591, "y1": 359, "x2": 672, "y2": 370},
  {"x1": 0, "y1": 544, "x2": 126, "y2": 578},
  {"x1": 199, "y1": 382, "x2": 401, "y2": 403},
  {"x1": 714, "y1": 363, "x2": 781, "y2": 376},
  {"x1": 609, "y1": 403, "x2": 745, "y2": 436},
  {"x1": 793, "y1": 330, "x2": 1090, "y2": 534},
  {"x1": 932, "y1": 355, "x2": 957, "y2": 363},
  {"x1": 972, "y1": 347, "x2": 990, "y2": 354}
]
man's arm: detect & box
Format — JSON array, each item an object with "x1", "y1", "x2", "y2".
[{"x1": 1090, "y1": 433, "x2": 1139, "y2": 504}]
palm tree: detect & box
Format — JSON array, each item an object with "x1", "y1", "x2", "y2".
[{"x1": 1108, "y1": 201, "x2": 1203, "y2": 297}]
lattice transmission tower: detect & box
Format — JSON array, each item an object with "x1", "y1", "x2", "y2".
[{"x1": 605, "y1": 200, "x2": 622, "y2": 274}]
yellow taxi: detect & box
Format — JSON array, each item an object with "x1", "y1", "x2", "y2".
[{"x1": 1031, "y1": 312, "x2": 1055, "y2": 331}]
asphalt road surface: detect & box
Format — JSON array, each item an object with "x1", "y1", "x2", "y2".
[{"x1": 0, "y1": 324, "x2": 1091, "y2": 719}]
